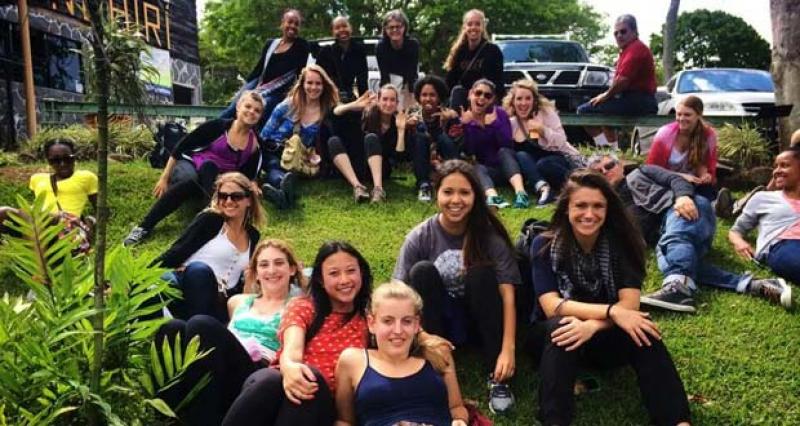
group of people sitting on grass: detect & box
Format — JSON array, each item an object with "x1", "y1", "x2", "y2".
[{"x1": 4, "y1": 7, "x2": 800, "y2": 426}]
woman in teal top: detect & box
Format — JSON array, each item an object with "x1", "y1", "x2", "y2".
[{"x1": 156, "y1": 239, "x2": 306, "y2": 425}]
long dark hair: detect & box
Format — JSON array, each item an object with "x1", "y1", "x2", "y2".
[
  {"x1": 433, "y1": 159, "x2": 514, "y2": 268},
  {"x1": 305, "y1": 241, "x2": 373, "y2": 343},
  {"x1": 543, "y1": 169, "x2": 646, "y2": 275}
]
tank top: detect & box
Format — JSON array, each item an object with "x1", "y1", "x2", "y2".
[
  {"x1": 191, "y1": 130, "x2": 256, "y2": 173},
  {"x1": 228, "y1": 295, "x2": 283, "y2": 361},
  {"x1": 354, "y1": 349, "x2": 451, "y2": 426}
]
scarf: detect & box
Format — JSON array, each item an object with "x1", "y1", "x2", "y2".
[{"x1": 550, "y1": 231, "x2": 619, "y2": 303}]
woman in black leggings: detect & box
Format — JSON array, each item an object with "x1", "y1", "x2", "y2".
[{"x1": 527, "y1": 170, "x2": 690, "y2": 425}]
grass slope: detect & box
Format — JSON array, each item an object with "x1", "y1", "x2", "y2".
[{"x1": 1, "y1": 161, "x2": 798, "y2": 425}]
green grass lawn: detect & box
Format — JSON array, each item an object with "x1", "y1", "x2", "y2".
[{"x1": 1, "y1": 161, "x2": 798, "y2": 425}]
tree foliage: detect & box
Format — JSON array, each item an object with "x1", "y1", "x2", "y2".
[
  {"x1": 650, "y1": 9, "x2": 771, "y2": 71},
  {"x1": 199, "y1": 0, "x2": 606, "y2": 104}
]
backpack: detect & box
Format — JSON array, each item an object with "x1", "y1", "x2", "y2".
[
  {"x1": 149, "y1": 121, "x2": 187, "y2": 169},
  {"x1": 515, "y1": 218, "x2": 550, "y2": 325}
]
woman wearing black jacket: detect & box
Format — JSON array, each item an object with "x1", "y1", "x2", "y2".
[
  {"x1": 124, "y1": 92, "x2": 264, "y2": 246},
  {"x1": 376, "y1": 9, "x2": 419, "y2": 108},
  {"x1": 157, "y1": 172, "x2": 265, "y2": 323}
]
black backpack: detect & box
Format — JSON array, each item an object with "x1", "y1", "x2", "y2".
[
  {"x1": 149, "y1": 121, "x2": 187, "y2": 169},
  {"x1": 515, "y1": 218, "x2": 550, "y2": 325}
]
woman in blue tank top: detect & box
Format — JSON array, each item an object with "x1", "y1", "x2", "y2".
[{"x1": 334, "y1": 281, "x2": 469, "y2": 426}]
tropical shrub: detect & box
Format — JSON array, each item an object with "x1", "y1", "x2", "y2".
[
  {"x1": 22, "y1": 123, "x2": 155, "y2": 162},
  {"x1": 716, "y1": 122, "x2": 772, "y2": 169}
]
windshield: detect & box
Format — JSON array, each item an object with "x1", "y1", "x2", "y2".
[
  {"x1": 498, "y1": 41, "x2": 588, "y2": 63},
  {"x1": 677, "y1": 69, "x2": 774, "y2": 93}
]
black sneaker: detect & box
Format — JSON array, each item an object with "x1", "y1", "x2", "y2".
[
  {"x1": 280, "y1": 172, "x2": 298, "y2": 205},
  {"x1": 715, "y1": 187, "x2": 734, "y2": 219},
  {"x1": 123, "y1": 226, "x2": 150, "y2": 247},
  {"x1": 417, "y1": 183, "x2": 432, "y2": 202},
  {"x1": 487, "y1": 377, "x2": 515, "y2": 414},
  {"x1": 262, "y1": 183, "x2": 288, "y2": 209},
  {"x1": 748, "y1": 278, "x2": 792, "y2": 308},
  {"x1": 640, "y1": 280, "x2": 696, "y2": 313}
]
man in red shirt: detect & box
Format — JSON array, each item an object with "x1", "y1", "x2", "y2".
[{"x1": 577, "y1": 14, "x2": 658, "y2": 149}]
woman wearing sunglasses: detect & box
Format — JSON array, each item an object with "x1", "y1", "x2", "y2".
[{"x1": 155, "y1": 172, "x2": 266, "y2": 323}]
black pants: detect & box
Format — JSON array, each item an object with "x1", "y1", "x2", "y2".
[
  {"x1": 531, "y1": 316, "x2": 690, "y2": 426},
  {"x1": 222, "y1": 366, "x2": 335, "y2": 426},
  {"x1": 474, "y1": 147, "x2": 522, "y2": 191},
  {"x1": 331, "y1": 112, "x2": 369, "y2": 181},
  {"x1": 408, "y1": 261, "x2": 504, "y2": 372},
  {"x1": 140, "y1": 161, "x2": 220, "y2": 231},
  {"x1": 156, "y1": 315, "x2": 263, "y2": 426}
]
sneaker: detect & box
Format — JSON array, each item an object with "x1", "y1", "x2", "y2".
[
  {"x1": 488, "y1": 378, "x2": 515, "y2": 414},
  {"x1": 353, "y1": 185, "x2": 370, "y2": 203},
  {"x1": 262, "y1": 183, "x2": 288, "y2": 210},
  {"x1": 280, "y1": 172, "x2": 298, "y2": 205},
  {"x1": 748, "y1": 278, "x2": 792, "y2": 308},
  {"x1": 513, "y1": 191, "x2": 530, "y2": 209},
  {"x1": 370, "y1": 186, "x2": 386, "y2": 204},
  {"x1": 640, "y1": 279, "x2": 696, "y2": 313},
  {"x1": 537, "y1": 184, "x2": 552, "y2": 206},
  {"x1": 123, "y1": 226, "x2": 150, "y2": 247},
  {"x1": 487, "y1": 195, "x2": 510, "y2": 209},
  {"x1": 715, "y1": 187, "x2": 734, "y2": 219},
  {"x1": 417, "y1": 183, "x2": 433, "y2": 202}
]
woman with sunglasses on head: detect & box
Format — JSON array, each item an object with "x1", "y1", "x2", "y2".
[
  {"x1": 376, "y1": 9, "x2": 419, "y2": 108},
  {"x1": 222, "y1": 241, "x2": 372, "y2": 425},
  {"x1": 155, "y1": 172, "x2": 266, "y2": 323},
  {"x1": 393, "y1": 159, "x2": 520, "y2": 415},
  {"x1": 457, "y1": 78, "x2": 529, "y2": 209},
  {"x1": 335, "y1": 280, "x2": 469, "y2": 426},
  {"x1": 259, "y1": 64, "x2": 340, "y2": 209},
  {"x1": 528, "y1": 170, "x2": 690, "y2": 426},
  {"x1": 123, "y1": 91, "x2": 264, "y2": 246},
  {"x1": 155, "y1": 238, "x2": 305, "y2": 425},
  {"x1": 503, "y1": 79, "x2": 582, "y2": 206}
]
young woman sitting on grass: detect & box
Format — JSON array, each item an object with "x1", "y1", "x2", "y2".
[
  {"x1": 124, "y1": 91, "x2": 264, "y2": 246},
  {"x1": 528, "y1": 170, "x2": 690, "y2": 426},
  {"x1": 729, "y1": 145, "x2": 800, "y2": 287},
  {"x1": 335, "y1": 280, "x2": 469, "y2": 426},
  {"x1": 393, "y1": 159, "x2": 520, "y2": 415},
  {"x1": 222, "y1": 241, "x2": 372, "y2": 425},
  {"x1": 330, "y1": 84, "x2": 413, "y2": 203},
  {"x1": 156, "y1": 238, "x2": 304, "y2": 425},
  {"x1": 154, "y1": 172, "x2": 265, "y2": 323},
  {"x1": 260, "y1": 64, "x2": 340, "y2": 209}
]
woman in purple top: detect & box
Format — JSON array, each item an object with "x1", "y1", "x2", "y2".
[
  {"x1": 457, "y1": 79, "x2": 529, "y2": 209},
  {"x1": 124, "y1": 91, "x2": 265, "y2": 246}
]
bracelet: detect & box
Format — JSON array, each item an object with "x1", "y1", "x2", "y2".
[
  {"x1": 606, "y1": 303, "x2": 615, "y2": 320},
  {"x1": 554, "y1": 298, "x2": 569, "y2": 316}
]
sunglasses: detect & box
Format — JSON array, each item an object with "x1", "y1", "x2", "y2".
[
  {"x1": 48, "y1": 155, "x2": 76, "y2": 165},
  {"x1": 472, "y1": 90, "x2": 494, "y2": 100},
  {"x1": 218, "y1": 191, "x2": 250, "y2": 202},
  {"x1": 613, "y1": 28, "x2": 629, "y2": 37},
  {"x1": 592, "y1": 159, "x2": 618, "y2": 172}
]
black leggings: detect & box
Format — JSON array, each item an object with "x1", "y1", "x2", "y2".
[
  {"x1": 529, "y1": 317, "x2": 690, "y2": 426},
  {"x1": 156, "y1": 315, "x2": 264, "y2": 426},
  {"x1": 222, "y1": 366, "x2": 335, "y2": 426},
  {"x1": 474, "y1": 147, "x2": 522, "y2": 191},
  {"x1": 140, "y1": 161, "x2": 220, "y2": 231},
  {"x1": 407, "y1": 261, "x2": 504, "y2": 372}
]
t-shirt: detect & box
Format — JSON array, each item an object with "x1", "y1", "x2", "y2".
[
  {"x1": 393, "y1": 215, "x2": 521, "y2": 298},
  {"x1": 29, "y1": 170, "x2": 98, "y2": 217},
  {"x1": 779, "y1": 194, "x2": 800, "y2": 240},
  {"x1": 530, "y1": 235, "x2": 643, "y2": 319},
  {"x1": 273, "y1": 297, "x2": 367, "y2": 391},
  {"x1": 615, "y1": 39, "x2": 657, "y2": 94}
]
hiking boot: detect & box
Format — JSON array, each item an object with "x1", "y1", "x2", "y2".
[
  {"x1": 280, "y1": 172, "x2": 298, "y2": 205},
  {"x1": 488, "y1": 377, "x2": 515, "y2": 414},
  {"x1": 123, "y1": 226, "x2": 150, "y2": 247},
  {"x1": 370, "y1": 186, "x2": 386, "y2": 204},
  {"x1": 417, "y1": 183, "x2": 433, "y2": 202},
  {"x1": 640, "y1": 279, "x2": 696, "y2": 313},
  {"x1": 262, "y1": 183, "x2": 288, "y2": 210},
  {"x1": 748, "y1": 278, "x2": 792, "y2": 308},
  {"x1": 715, "y1": 187, "x2": 734, "y2": 219},
  {"x1": 537, "y1": 184, "x2": 552, "y2": 206},
  {"x1": 487, "y1": 195, "x2": 510, "y2": 209},
  {"x1": 353, "y1": 185, "x2": 370, "y2": 203},
  {"x1": 513, "y1": 191, "x2": 530, "y2": 209}
]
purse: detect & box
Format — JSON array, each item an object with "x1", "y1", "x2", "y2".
[
  {"x1": 49, "y1": 174, "x2": 93, "y2": 255},
  {"x1": 279, "y1": 122, "x2": 320, "y2": 177}
]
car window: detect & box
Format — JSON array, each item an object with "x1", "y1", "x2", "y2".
[
  {"x1": 498, "y1": 41, "x2": 588, "y2": 63},
  {"x1": 677, "y1": 69, "x2": 774, "y2": 93},
  {"x1": 666, "y1": 76, "x2": 677, "y2": 92}
]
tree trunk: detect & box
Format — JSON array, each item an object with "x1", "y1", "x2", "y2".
[
  {"x1": 85, "y1": 1, "x2": 108, "y2": 424},
  {"x1": 662, "y1": 0, "x2": 680, "y2": 81},
  {"x1": 770, "y1": 0, "x2": 800, "y2": 148}
]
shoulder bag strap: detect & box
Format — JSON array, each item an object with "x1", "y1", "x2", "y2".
[
  {"x1": 49, "y1": 174, "x2": 64, "y2": 212},
  {"x1": 460, "y1": 40, "x2": 489, "y2": 87},
  {"x1": 261, "y1": 38, "x2": 282, "y2": 75}
]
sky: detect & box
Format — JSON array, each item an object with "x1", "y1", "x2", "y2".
[{"x1": 195, "y1": 0, "x2": 773, "y2": 46}]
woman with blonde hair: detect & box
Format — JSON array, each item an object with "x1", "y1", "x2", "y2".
[
  {"x1": 260, "y1": 64, "x2": 341, "y2": 208},
  {"x1": 155, "y1": 172, "x2": 265, "y2": 323},
  {"x1": 503, "y1": 79, "x2": 581, "y2": 205},
  {"x1": 444, "y1": 9, "x2": 504, "y2": 107}
]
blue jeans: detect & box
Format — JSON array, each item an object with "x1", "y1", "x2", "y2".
[
  {"x1": 162, "y1": 261, "x2": 228, "y2": 322},
  {"x1": 656, "y1": 196, "x2": 749, "y2": 293},
  {"x1": 576, "y1": 90, "x2": 657, "y2": 115},
  {"x1": 767, "y1": 239, "x2": 800, "y2": 284},
  {"x1": 262, "y1": 151, "x2": 285, "y2": 188},
  {"x1": 220, "y1": 79, "x2": 285, "y2": 134},
  {"x1": 515, "y1": 150, "x2": 572, "y2": 191}
]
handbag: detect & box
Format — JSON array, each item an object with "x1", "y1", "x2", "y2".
[
  {"x1": 49, "y1": 174, "x2": 93, "y2": 255},
  {"x1": 279, "y1": 122, "x2": 320, "y2": 177}
]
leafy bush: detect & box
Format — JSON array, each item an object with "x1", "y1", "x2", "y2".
[
  {"x1": 23, "y1": 123, "x2": 155, "y2": 161},
  {"x1": 716, "y1": 122, "x2": 771, "y2": 169},
  {"x1": 0, "y1": 195, "x2": 206, "y2": 424}
]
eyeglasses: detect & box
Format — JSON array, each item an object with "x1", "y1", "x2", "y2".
[
  {"x1": 592, "y1": 159, "x2": 618, "y2": 172},
  {"x1": 386, "y1": 24, "x2": 404, "y2": 32},
  {"x1": 472, "y1": 90, "x2": 494, "y2": 100},
  {"x1": 48, "y1": 155, "x2": 75, "y2": 165},
  {"x1": 218, "y1": 191, "x2": 250, "y2": 202},
  {"x1": 613, "y1": 28, "x2": 629, "y2": 37}
]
